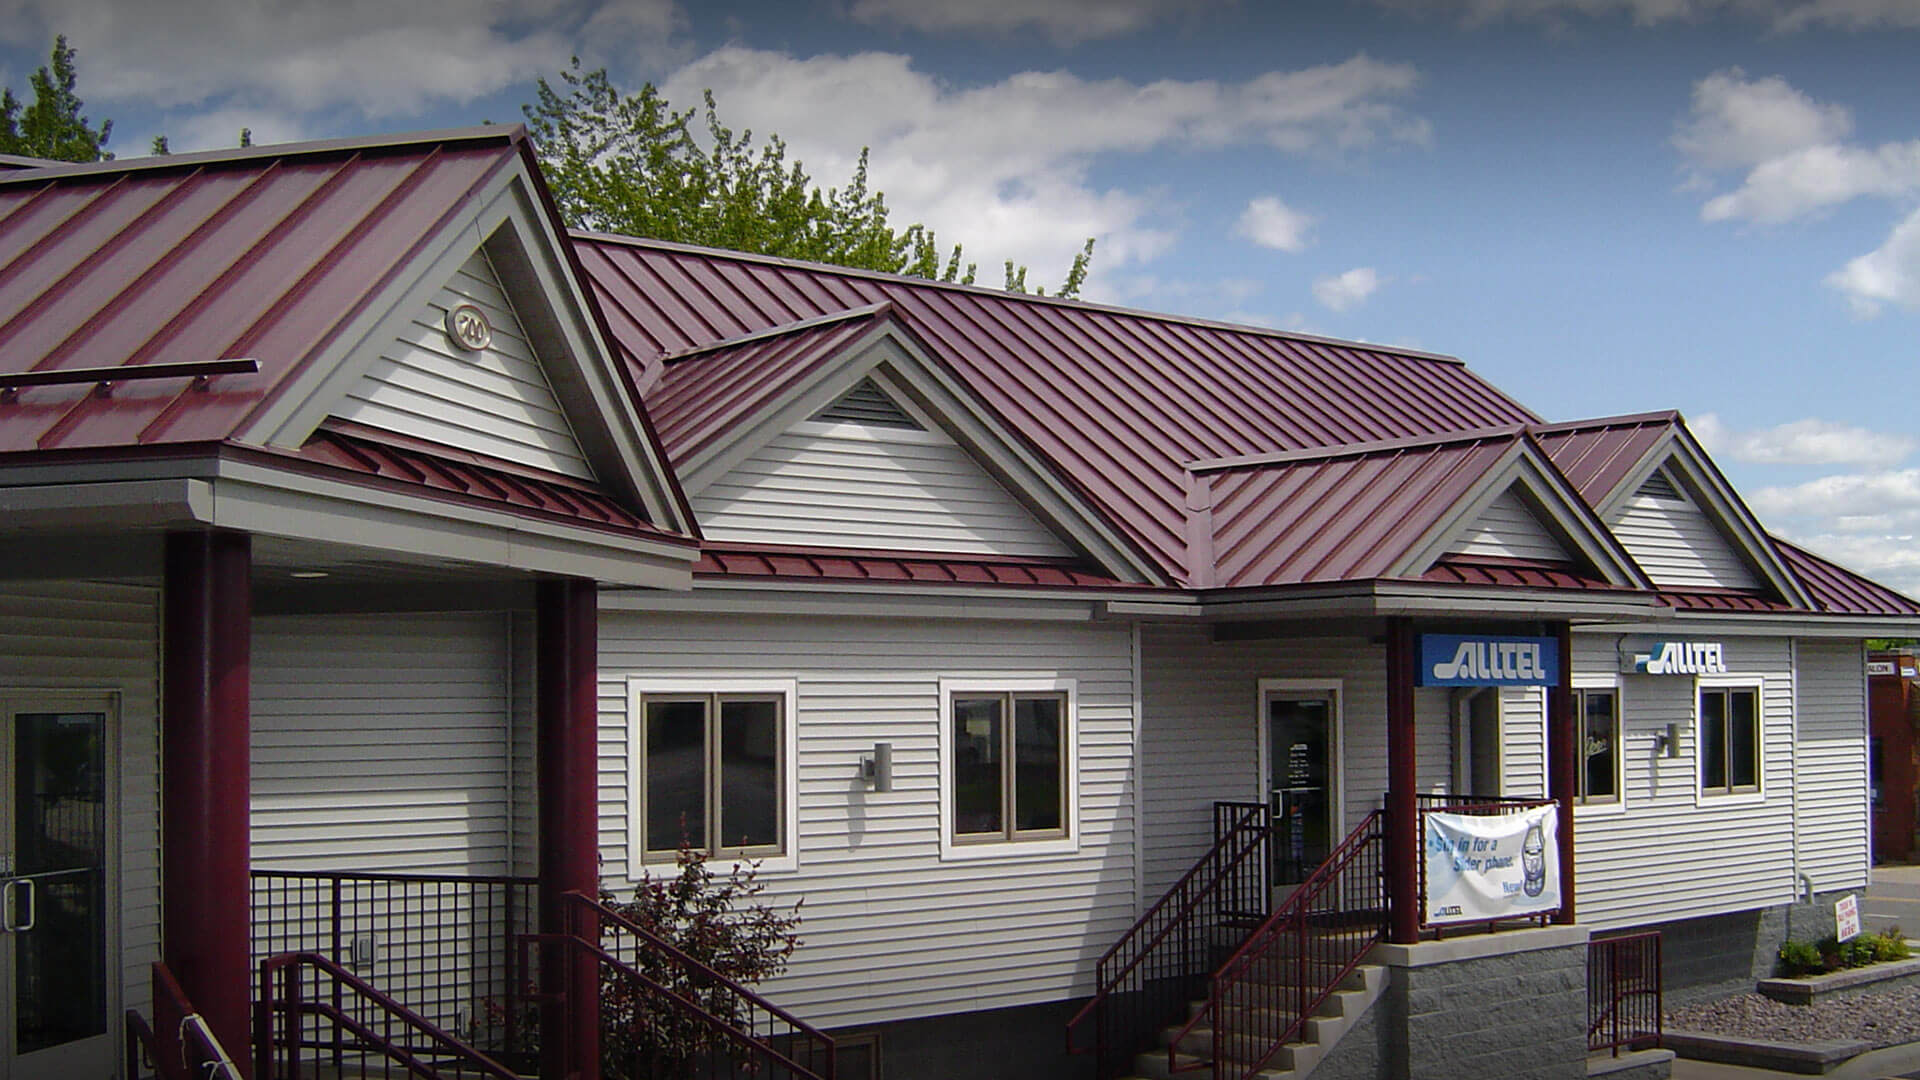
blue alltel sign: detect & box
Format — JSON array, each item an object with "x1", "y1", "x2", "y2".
[{"x1": 1417, "y1": 634, "x2": 1559, "y2": 687}]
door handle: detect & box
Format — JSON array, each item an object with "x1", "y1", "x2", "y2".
[{"x1": 0, "y1": 878, "x2": 32, "y2": 933}]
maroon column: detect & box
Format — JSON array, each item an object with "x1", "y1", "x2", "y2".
[
  {"x1": 1385, "y1": 616, "x2": 1420, "y2": 944},
  {"x1": 162, "y1": 531, "x2": 253, "y2": 1076},
  {"x1": 536, "y1": 578, "x2": 599, "y2": 1080},
  {"x1": 1547, "y1": 620, "x2": 1578, "y2": 924}
]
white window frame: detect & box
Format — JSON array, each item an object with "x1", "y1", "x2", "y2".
[
  {"x1": 1572, "y1": 676, "x2": 1626, "y2": 817},
  {"x1": 938, "y1": 676, "x2": 1079, "y2": 861},
  {"x1": 1694, "y1": 674, "x2": 1765, "y2": 806},
  {"x1": 626, "y1": 676, "x2": 800, "y2": 875}
]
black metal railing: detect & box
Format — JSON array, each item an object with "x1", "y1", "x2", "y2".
[
  {"x1": 1171, "y1": 811, "x2": 1387, "y2": 1080},
  {"x1": 256, "y1": 951, "x2": 522, "y2": 1080},
  {"x1": 249, "y1": 868, "x2": 536, "y2": 1056},
  {"x1": 125, "y1": 961, "x2": 242, "y2": 1080},
  {"x1": 1413, "y1": 794, "x2": 1559, "y2": 931},
  {"x1": 1065, "y1": 801, "x2": 1272, "y2": 1080},
  {"x1": 532, "y1": 891, "x2": 834, "y2": 1080},
  {"x1": 1588, "y1": 932, "x2": 1662, "y2": 1055}
]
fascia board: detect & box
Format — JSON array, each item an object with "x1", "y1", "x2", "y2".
[
  {"x1": 208, "y1": 461, "x2": 694, "y2": 589},
  {"x1": 1601, "y1": 613, "x2": 1920, "y2": 638},
  {"x1": 598, "y1": 586, "x2": 1101, "y2": 623},
  {"x1": 0, "y1": 478, "x2": 213, "y2": 530},
  {"x1": 1187, "y1": 581, "x2": 1668, "y2": 623}
]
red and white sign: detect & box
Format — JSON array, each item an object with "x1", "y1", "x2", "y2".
[{"x1": 1837, "y1": 894, "x2": 1862, "y2": 942}]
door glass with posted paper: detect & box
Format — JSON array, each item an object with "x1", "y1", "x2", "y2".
[{"x1": 1423, "y1": 805, "x2": 1560, "y2": 924}]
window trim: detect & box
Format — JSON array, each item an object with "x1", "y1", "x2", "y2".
[
  {"x1": 1695, "y1": 675, "x2": 1764, "y2": 804},
  {"x1": 1571, "y1": 677, "x2": 1626, "y2": 816},
  {"x1": 938, "y1": 676, "x2": 1079, "y2": 861},
  {"x1": 626, "y1": 677, "x2": 800, "y2": 875}
]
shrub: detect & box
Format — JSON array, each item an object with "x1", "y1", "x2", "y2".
[
  {"x1": 1778, "y1": 939, "x2": 1824, "y2": 976},
  {"x1": 1777, "y1": 929, "x2": 1912, "y2": 977}
]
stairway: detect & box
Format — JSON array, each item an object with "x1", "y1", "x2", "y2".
[
  {"x1": 1121, "y1": 963, "x2": 1387, "y2": 1080},
  {"x1": 1862, "y1": 863, "x2": 1920, "y2": 936}
]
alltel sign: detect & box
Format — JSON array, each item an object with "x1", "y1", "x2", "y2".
[{"x1": 1417, "y1": 634, "x2": 1560, "y2": 687}]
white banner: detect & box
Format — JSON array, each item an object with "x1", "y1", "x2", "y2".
[{"x1": 1423, "y1": 805, "x2": 1560, "y2": 924}]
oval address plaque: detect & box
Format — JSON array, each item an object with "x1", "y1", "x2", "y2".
[{"x1": 445, "y1": 303, "x2": 493, "y2": 352}]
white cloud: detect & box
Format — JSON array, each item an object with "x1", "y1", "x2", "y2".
[
  {"x1": 1827, "y1": 206, "x2": 1920, "y2": 316},
  {"x1": 658, "y1": 49, "x2": 1426, "y2": 288},
  {"x1": 0, "y1": 0, "x2": 681, "y2": 141},
  {"x1": 1375, "y1": 0, "x2": 1920, "y2": 29},
  {"x1": 1236, "y1": 195, "x2": 1315, "y2": 253},
  {"x1": 1673, "y1": 68, "x2": 1852, "y2": 172},
  {"x1": 1691, "y1": 413, "x2": 1916, "y2": 467},
  {"x1": 1751, "y1": 468, "x2": 1920, "y2": 521},
  {"x1": 1700, "y1": 140, "x2": 1920, "y2": 224},
  {"x1": 846, "y1": 0, "x2": 1227, "y2": 43},
  {"x1": 1312, "y1": 267, "x2": 1384, "y2": 311},
  {"x1": 1784, "y1": 532, "x2": 1920, "y2": 596}
]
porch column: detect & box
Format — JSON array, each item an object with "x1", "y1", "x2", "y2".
[
  {"x1": 536, "y1": 578, "x2": 600, "y2": 1080},
  {"x1": 162, "y1": 530, "x2": 253, "y2": 1076},
  {"x1": 1546, "y1": 620, "x2": 1578, "y2": 924},
  {"x1": 1385, "y1": 616, "x2": 1420, "y2": 944}
]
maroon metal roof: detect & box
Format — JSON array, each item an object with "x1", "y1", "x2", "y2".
[
  {"x1": 695, "y1": 543, "x2": 1138, "y2": 589},
  {"x1": 1199, "y1": 432, "x2": 1523, "y2": 588},
  {"x1": 0, "y1": 128, "x2": 524, "y2": 452},
  {"x1": 1420, "y1": 555, "x2": 1627, "y2": 592},
  {"x1": 1774, "y1": 539, "x2": 1920, "y2": 616},
  {"x1": 1530, "y1": 413, "x2": 1677, "y2": 506},
  {"x1": 648, "y1": 305, "x2": 890, "y2": 462},
  {"x1": 286, "y1": 427, "x2": 686, "y2": 542},
  {"x1": 575, "y1": 234, "x2": 1542, "y2": 584}
]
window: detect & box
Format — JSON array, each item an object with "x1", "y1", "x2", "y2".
[
  {"x1": 939, "y1": 679, "x2": 1077, "y2": 858},
  {"x1": 1698, "y1": 685, "x2": 1760, "y2": 796},
  {"x1": 1575, "y1": 688, "x2": 1619, "y2": 805},
  {"x1": 628, "y1": 679, "x2": 797, "y2": 870}
]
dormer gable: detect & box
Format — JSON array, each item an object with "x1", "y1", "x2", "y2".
[{"x1": 1444, "y1": 485, "x2": 1581, "y2": 564}]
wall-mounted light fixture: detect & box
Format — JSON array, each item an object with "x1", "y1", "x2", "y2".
[
  {"x1": 860, "y1": 742, "x2": 893, "y2": 792},
  {"x1": 1652, "y1": 723, "x2": 1680, "y2": 759}
]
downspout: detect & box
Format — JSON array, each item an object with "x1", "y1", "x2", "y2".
[
  {"x1": 1789, "y1": 638, "x2": 1806, "y2": 904},
  {"x1": 1131, "y1": 620, "x2": 1145, "y2": 920}
]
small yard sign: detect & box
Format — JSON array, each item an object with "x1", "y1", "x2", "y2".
[{"x1": 1836, "y1": 894, "x2": 1862, "y2": 942}]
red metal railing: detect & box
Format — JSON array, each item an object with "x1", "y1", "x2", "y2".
[
  {"x1": 1414, "y1": 794, "x2": 1559, "y2": 932},
  {"x1": 255, "y1": 951, "x2": 522, "y2": 1080},
  {"x1": 1171, "y1": 810, "x2": 1387, "y2": 1080},
  {"x1": 1064, "y1": 802, "x2": 1272, "y2": 1080},
  {"x1": 125, "y1": 961, "x2": 242, "y2": 1080},
  {"x1": 531, "y1": 890, "x2": 835, "y2": 1080},
  {"x1": 1588, "y1": 932, "x2": 1662, "y2": 1055}
]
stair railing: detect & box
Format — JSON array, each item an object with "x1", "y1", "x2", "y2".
[
  {"x1": 1171, "y1": 810, "x2": 1387, "y2": 1080},
  {"x1": 255, "y1": 951, "x2": 521, "y2": 1080},
  {"x1": 556, "y1": 890, "x2": 836, "y2": 1080},
  {"x1": 125, "y1": 961, "x2": 242, "y2": 1080},
  {"x1": 1066, "y1": 801, "x2": 1272, "y2": 1080}
]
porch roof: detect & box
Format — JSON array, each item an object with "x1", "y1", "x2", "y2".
[{"x1": 695, "y1": 542, "x2": 1140, "y2": 590}]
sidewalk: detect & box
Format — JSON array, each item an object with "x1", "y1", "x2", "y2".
[{"x1": 1671, "y1": 1041, "x2": 1920, "y2": 1080}]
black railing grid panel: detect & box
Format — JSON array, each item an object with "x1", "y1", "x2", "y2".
[{"x1": 1588, "y1": 931, "x2": 1662, "y2": 1055}]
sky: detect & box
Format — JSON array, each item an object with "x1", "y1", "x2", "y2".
[{"x1": 5, "y1": 0, "x2": 1920, "y2": 592}]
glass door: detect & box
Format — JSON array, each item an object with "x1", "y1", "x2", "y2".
[
  {"x1": 1266, "y1": 691, "x2": 1335, "y2": 886},
  {"x1": 0, "y1": 696, "x2": 112, "y2": 1080}
]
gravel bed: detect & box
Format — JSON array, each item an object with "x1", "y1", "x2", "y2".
[{"x1": 1668, "y1": 986, "x2": 1920, "y2": 1048}]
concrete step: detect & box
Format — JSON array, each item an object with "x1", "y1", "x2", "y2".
[{"x1": 1132, "y1": 965, "x2": 1386, "y2": 1080}]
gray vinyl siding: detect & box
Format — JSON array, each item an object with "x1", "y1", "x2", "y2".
[
  {"x1": 1570, "y1": 634, "x2": 1797, "y2": 928},
  {"x1": 1795, "y1": 640, "x2": 1869, "y2": 893},
  {"x1": 596, "y1": 610, "x2": 1134, "y2": 1029},
  {"x1": 250, "y1": 613, "x2": 517, "y2": 873},
  {"x1": 330, "y1": 249, "x2": 594, "y2": 479},
  {"x1": 0, "y1": 581, "x2": 161, "y2": 1033},
  {"x1": 1138, "y1": 628, "x2": 1453, "y2": 900},
  {"x1": 1609, "y1": 491, "x2": 1761, "y2": 590},
  {"x1": 1500, "y1": 686, "x2": 1547, "y2": 798},
  {"x1": 1448, "y1": 488, "x2": 1567, "y2": 562},
  {"x1": 691, "y1": 422, "x2": 1076, "y2": 557}
]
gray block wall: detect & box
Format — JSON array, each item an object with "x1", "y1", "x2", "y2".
[
  {"x1": 1623, "y1": 889, "x2": 1853, "y2": 1007},
  {"x1": 1372, "y1": 928, "x2": 1590, "y2": 1080}
]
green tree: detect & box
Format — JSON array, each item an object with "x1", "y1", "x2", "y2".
[
  {"x1": 0, "y1": 36, "x2": 111, "y2": 162},
  {"x1": 524, "y1": 61, "x2": 1093, "y2": 297}
]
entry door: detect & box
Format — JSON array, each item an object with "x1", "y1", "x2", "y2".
[
  {"x1": 0, "y1": 697, "x2": 113, "y2": 1080},
  {"x1": 1266, "y1": 690, "x2": 1336, "y2": 886}
]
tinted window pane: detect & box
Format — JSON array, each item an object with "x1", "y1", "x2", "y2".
[
  {"x1": 1013, "y1": 697, "x2": 1063, "y2": 833},
  {"x1": 719, "y1": 698, "x2": 780, "y2": 850},
  {"x1": 15, "y1": 711, "x2": 108, "y2": 1051},
  {"x1": 646, "y1": 699, "x2": 707, "y2": 852},
  {"x1": 1700, "y1": 690, "x2": 1727, "y2": 791},
  {"x1": 953, "y1": 697, "x2": 1002, "y2": 836},
  {"x1": 1730, "y1": 689, "x2": 1759, "y2": 789},
  {"x1": 1581, "y1": 691, "x2": 1617, "y2": 801}
]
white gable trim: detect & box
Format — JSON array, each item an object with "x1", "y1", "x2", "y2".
[
  {"x1": 1396, "y1": 444, "x2": 1652, "y2": 588},
  {"x1": 673, "y1": 324, "x2": 1168, "y2": 586},
  {"x1": 1446, "y1": 486, "x2": 1573, "y2": 562},
  {"x1": 1591, "y1": 428, "x2": 1811, "y2": 608},
  {"x1": 240, "y1": 158, "x2": 692, "y2": 538}
]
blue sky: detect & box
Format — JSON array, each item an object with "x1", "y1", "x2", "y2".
[{"x1": 6, "y1": 0, "x2": 1919, "y2": 590}]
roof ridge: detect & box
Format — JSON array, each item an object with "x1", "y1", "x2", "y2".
[
  {"x1": 573, "y1": 230, "x2": 1473, "y2": 367},
  {"x1": 0, "y1": 124, "x2": 524, "y2": 186},
  {"x1": 1186, "y1": 423, "x2": 1529, "y2": 473},
  {"x1": 1528, "y1": 410, "x2": 1681, "y2": 435},
  {"x1": 659, "y1": 301, "x2": 893, "y2": 364}
]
